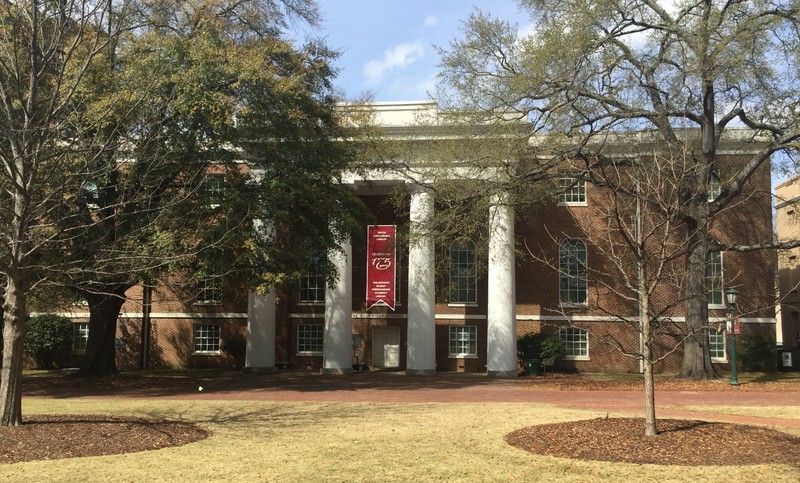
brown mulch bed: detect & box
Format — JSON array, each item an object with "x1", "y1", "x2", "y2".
[
  {"x1": 523, "y1": 373, "x2": 800, "y2": 391},
  {"x1": 507, "y1": 418, "x2": 800, "y2": 466},
  {"x1": 0, "y1": 415, "x2": 209, "y2": 464}
]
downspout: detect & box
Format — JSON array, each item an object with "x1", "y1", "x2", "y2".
[{"x1": 140, "y1": 284, "x2": 152, "y2": 369}]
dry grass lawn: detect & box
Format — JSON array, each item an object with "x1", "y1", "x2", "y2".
[{"x1": 3, "y1": 398, "x2": 797, "y2": 482}]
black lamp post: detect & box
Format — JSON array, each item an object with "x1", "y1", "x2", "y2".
[{"x1": 725, "y1": 288, "x2": 739, "y2": 386}]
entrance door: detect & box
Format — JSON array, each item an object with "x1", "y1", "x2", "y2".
[{"x1": 372, "y1": 326, "x2": 401, "y2": 369}]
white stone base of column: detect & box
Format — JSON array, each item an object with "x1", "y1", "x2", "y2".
[
  {"x1": 487, "y1": 370, "x2": 517, "y2": 379},
  {"x1": 406, "y1": 369, "x2": 437, "y2": 376},
  {"x1": 320, "y1": 367, "x2": 353, "y2": 375}
]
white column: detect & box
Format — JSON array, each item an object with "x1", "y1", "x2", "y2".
[
  {"x1": 321, "y1": 238, "x2": 353, "y2": 374},
  {"x1": 487, "y1": 194, "x2": 517, "y2": 377},
  {"x1": 245, "y1": 289, "x2": 276, "y2": 372},
  {"x1": 407, "y1": 185, "x2": 436, "y2": 375}
]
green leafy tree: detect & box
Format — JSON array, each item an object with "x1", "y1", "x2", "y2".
[
  {"x1": 60, "y1": 0, "x2": 366, "y2": 376},
  {"x1": 0, "y1": 0, "x2": 364, "y2": 425},
  {"x1": 436, "y1": 1, "x2": 800, "y2": 381},
  {"x1": 24, "y1": 314, "x2": 73, "y2": 369}
]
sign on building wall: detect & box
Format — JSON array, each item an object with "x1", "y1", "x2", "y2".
[{"x1": 367, "y1": 225, "x2": 396, "y2": 310}]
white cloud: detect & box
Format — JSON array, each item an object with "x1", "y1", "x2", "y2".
[
  {"x1": 423, "y1": 15, "x2": 438, "y2": 28},
  {"x1": 364, "y1": 41, "x2": 426, "y2": 84}
]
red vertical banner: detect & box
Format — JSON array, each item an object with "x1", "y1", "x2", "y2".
[{"x1": 366, "y1": 225, "x2": 396, "y2": 310}]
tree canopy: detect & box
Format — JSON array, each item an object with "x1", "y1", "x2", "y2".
[{"x1": 436, "y1": 0, "x2": 800, "y2": 378}]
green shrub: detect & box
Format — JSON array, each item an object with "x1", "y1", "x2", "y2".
[
  {"x1": 24, "y1": 314, "x2": 73, "y2": 369},
  {"x1": 739, "y1": 333, "x2": 777, "y2": 372},
  {"x1": 517, "y1": 333, "x2": 566, "y2": 361}
]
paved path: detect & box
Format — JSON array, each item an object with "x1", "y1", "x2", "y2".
[{"x1": 24, "y1": 371, "x2": 800, "y2": 429}]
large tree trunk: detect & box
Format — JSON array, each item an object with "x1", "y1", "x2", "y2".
[
  {"x1": 679, "y1": 221, "x2": 718, "y2": 379},
  {"x1": 78, "y1": 285, "x2": 129, "y2": 376},
  {"x1": 0, "y1": 276, "x2": 29, "y2": 426}
]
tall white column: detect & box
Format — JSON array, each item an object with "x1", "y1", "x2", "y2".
[
  {"x1": 487, "y1": 194, "x2": 517, "y2": 378},
  {"x1": 407, "y1": 185, "x2": 436, "y2": 375},
  {"x1": 245, "y1": 289, "x2": 276, "y2": 372},
  {"x1": 322, "y1": 237, "x2": 353, "y2": 374}
]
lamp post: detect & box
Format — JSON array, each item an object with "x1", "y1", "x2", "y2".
[{"x1": 725, "y1": 288, "x2": 739, "y2": 386}]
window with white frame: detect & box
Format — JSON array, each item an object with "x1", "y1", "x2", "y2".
[
  {"x1": 297, "y1": 324, "x2": 324, "y2": 353},
  {"x1": 449, "y1": 326, "x2": 477, "y2": 357},
  {"x1": 559, "y1": 239, "x2": 588, "y2": 305},
  {"x1": 559, "y1": 328, "x2": 588, "y2": 359},
  {"x1": 708, "y1": 170, "x2": 721, "y2": 202},
  {"x1": 709, "y1": 330, "x2": 726, "y2": 361},
  {"x1": 193, "y1": 324, "x2": 221, "y2": 354},
  {"x1": 195, "y1": 276, "x2": 222, "y2": 305},
  {"x1": 204, "y1": 174, "x2": 224, "y2": 208},
  {"x1": 558, "y1": 177, "x2": 586, "y2": 205},
  {"x1": 300, "y1": 252, "x2": 326, "y2": 303},
  {"x1": 706, "y1": 250, "x2": 723, "y2": 307},
  {"x1": 72, "y1": 323, "x2": 89, "y2": 353},
  {"x1": 449, "y1": 239, "x2": 477, "y2": 304}
]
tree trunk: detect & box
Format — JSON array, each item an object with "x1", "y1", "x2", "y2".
[
  {"x1": 679, "y1": 222, "x2": 718, "y2": 379},
  {"x1": 0, "y1": 276, "x2": 28, "y2": 426},
  {"x1": 78, "y1": 286, "x2": 129, "y2": 376}
]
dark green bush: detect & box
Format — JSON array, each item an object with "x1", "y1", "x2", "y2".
[
  {"x1": 24, "y1": 314, "x2": 73, "y2": 369},
  {"x1": 738, "y1": 333, "x2": 777, "y2": 372},
  {"x1": 517, "y1": 332, "x2": 566, "y2": 361}
]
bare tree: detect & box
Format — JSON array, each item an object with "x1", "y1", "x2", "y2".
[{"x1": 437, "y1": 1, "x2": 800, "y2": 378}]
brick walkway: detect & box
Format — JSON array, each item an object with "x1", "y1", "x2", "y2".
[
  {"x1": 24, "y1": 370, "x2": 800, "y2": 429},
  {"x1": 95, "y1": 371, "x2": 800, "y2": 429}
]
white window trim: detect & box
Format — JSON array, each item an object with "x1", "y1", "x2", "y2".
[
  {"x1": 448, "y1": 325, "x2": 478, "y2": 357},
  {"x1": 72, "y1": 322, "x2": 89, "y2": 355},
  {"x1": 296, "y1": 324, "x2": 324, "y2": 355},
  {"x1": 709, "y1": 330, "x2": 728, "y2": 363},
  {"x1": 557, "y1": 177, "x2": 588, "y2": 206},
  {"x1": 559, "y1": 239, "x2": 589, "y2": 306},
  {"x1": 560, "y1": 328, "x2": 590, "y2": 360},
  {"x1": 449, "y1": 239, "x2": 477, "y2": 304},
  {"x1": 192, "y1": 324, "x2": 221, "y2": 355},
  {"x1": 707, "y1": 250, "x2": 724, "y2": 309}
]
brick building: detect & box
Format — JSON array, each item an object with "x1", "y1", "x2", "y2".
[
  {"x1": 62, "y1": 102, "x2": 777, "y2": 375},
  {"x1": 776, "y1": 177, "x2": 800, "y2": 369}
]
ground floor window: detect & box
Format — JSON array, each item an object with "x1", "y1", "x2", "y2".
[
  {"x1": 559, "y1": 327, "x2": 589, "y2": 359},
  {"x1": 193, "y1": 324, "x2": 221, "y2": 354},
  {"x1": 297, "y1": 324, "x2": 324, "y2": 354},
  {"x1": 72, "y1": 322, "x2": 89, "y2": 354},
  {"x1": 709, "y1": 330, "x2": 726, "y2": 361},
  {"x1": 449, "y1": 325, "x2": 477, "y2": 357}
]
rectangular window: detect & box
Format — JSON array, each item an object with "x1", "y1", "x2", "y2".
[
  {"x1": 708, "y1": 171, "x2": 721, "y2": 202},
  {"x1": 449, "y1": 326, "x2": 477, "y2": 356},
  {"x1": 196, "y1": 277, "x2": 222, "y2": 305},
  {"x1": 559, "y1": 240, "x2": 588, "y2": 305},
  {"x1": 558, "y1": 177, "x2": 586, "y2": 205},
  {"x1": 193, "y1": 324, "x2": 221, "y2": 354},
  {"x1": 449, "y1": 239, "x2": 477, "y2": 304},
  {"x1": 204, "y1": 174, "x2": 224, "y2": 208},
  {"x1": 706, "y1": 251, "x2": 723, "y2": 307},
  {"x1": 560, "y1": 328, "x2": 588, "y2": 359},
  {"x1": 300, "y1": 253, "x2": 326, "y2": 303},
  {"x1": 709, "y1": 330, "x2": 726, "y2": 361},
  {"x1": 297, "y1": 324, "x2": 324, "y2": 353},
  {"x1": 72, "y1": 323, "x2": 89, "y2": 353}
]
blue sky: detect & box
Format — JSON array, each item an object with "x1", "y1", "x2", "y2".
[{"x1": 302, "y1": 1, "x2": 523, "y2": 102}]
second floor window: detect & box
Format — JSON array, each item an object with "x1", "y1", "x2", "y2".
[
  {"x1": 449, "y1": 239, "x2": 477, "y2": 304},
  {"x1": 196, "y1": 276, "x2": 222, "y2": 305},
  {"x1": 204, "y1": 174, "x2": 224, "y2": 208},
  {"x1": 300, "y1": 252, "x2": 326, "y2": 303},
  {"x1": 706, "y1": 250, "x2": 723, "y2": 307},
  {"x1": 559, "y1": 239, "x2": 588, "y2": 305}
]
